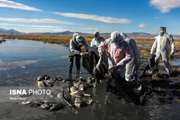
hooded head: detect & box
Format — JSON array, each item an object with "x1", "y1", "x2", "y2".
[
  {"x1": 76, "y1": 35, "x2": 85, "y2": 45},
  {"x1": 110, "y1": 31, "x2": 123, "y2": 43},
  {"x1": 160, "y1": 27, "x2": 166, "y2": 36},
  {"x1": 120, "y1": 32, "x2": 128, "y2": 40},
  {"x1": 94, "y1": 31, "x2": 100, "y2": 38},
  {"x1": 72, "y1": 33, "x2": 79, "y2": 41}
]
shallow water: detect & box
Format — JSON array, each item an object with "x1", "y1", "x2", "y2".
[
  {"x1": 0, "y1": 39, "x2": 179, "y2": 120},
  {"x1": 0, "y1": 39, "x2": 69, "y2": 86},
  {"x1": 171, "y1": 59, "x2": 180, "y2": 66},
  {"x1": 0, "y1": 40, "x2": 179, "y2": 86}
]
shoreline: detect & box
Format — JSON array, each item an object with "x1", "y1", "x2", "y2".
[{"x1": 1, "y1": 35, "x2": 180, "y2": 59}]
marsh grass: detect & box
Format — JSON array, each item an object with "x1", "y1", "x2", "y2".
[
  {"x1": 1, "y1": 35, "x2": 180, "y2": 58},
  {"x1": 1, "y1": 34, "x2": 93, "y2": 45},
  {"x1": 135, "y1": 37, "x2": 180, "y2": 58}
]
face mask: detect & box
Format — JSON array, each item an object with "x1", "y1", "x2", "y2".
[{"x1": 160, "y1": 31, "x2": 164, "y2": 36}]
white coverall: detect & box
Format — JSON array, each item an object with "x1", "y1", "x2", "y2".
[
  {"x1": 90, "y1": 38, "x2": 102, "y2": 48},
  {"x1": 90, "y1": 36, "x2": 105, "y2": 55},
  {"x1": 121, "y1": 33, "x2": 140, "y2": 81},
  {"x1": 107, "y1": 31, "x2": 132, "y2": 78},
  {"x1": 150, "y1": 33, "x2": 175, "y2": 75}
]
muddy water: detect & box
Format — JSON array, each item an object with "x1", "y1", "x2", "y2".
[{"x1": 0, "y1": 39, "x2": 179, "y2": 120}]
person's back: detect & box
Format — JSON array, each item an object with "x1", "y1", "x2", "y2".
[
  {"x1": 120, "y1": 32, "x2": 140, "y2": 81},
  {"x1": 125, "y1": 38, "x2": 140, "y2": 64},
  {"x1": 106, "y1": 32, "x2": 132, "y2": 80},
  {"x1": 108, "y1": 40, "x2": 130, "y2": 66}
]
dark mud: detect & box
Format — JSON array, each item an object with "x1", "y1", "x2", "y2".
[{"x1": 0, "y1": 78, "x2": 180, "y2": 120}]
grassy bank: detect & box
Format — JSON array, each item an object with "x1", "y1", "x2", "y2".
[
  {"x1": 1, "y1": 34, "x2": 93, "y2": 45},
  {"x1": 136, "y1": 37, "x2": 180, "y2": 59},
  {"x1": 1, "y1": 34, "x2": 180, "y2": 58}
]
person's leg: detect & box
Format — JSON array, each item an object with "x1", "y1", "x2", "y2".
[
  {"x1": 141, "y1": 64, "x2": 150, "y2": 78},
  {"x1": 112, "y1": 69, "x2": 126, "y2": 92},
  {"x1": 163, "y1": 61, "x2": 172, "y2": 76},
  {"x1": 133, "y1": 65, "x2": 139, "y2": 81},
  {"x1": 106, "y1": 78, "x2": 113, "y2": 92},
  {"x1": 162, "y1": 52, "x2": 172, "y2": 76},
  {"x1": 75, "y1": 55, "x2": 81, "y2": 78},
  {"x1": 89, "y1": 51, "x2": 96, "y2": 74},
  {"x1": 153, "y1": 53, "x2": 160, "y2": 74},
  {"x1": 125, "y1": 60, "x2": 135, "y2": 81},
  {"x1": 106, "y1": 69, "x2": 120, "y2": 93},
  {"x1": 125, "y1": 62, "x2": 131, "y2": 81},
  {"x1": 68, "y1": 56, "x2": 74, "y2": 80}
]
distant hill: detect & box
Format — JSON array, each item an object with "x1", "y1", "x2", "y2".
[
  {"x1": 0, "y1": 28, "x2": 180, "y2": 39},
  {"x1": 30, "y1": 31, "x2": 91, "y2": 36},
  {"x1": 174, "y1": 35, "x2": 180, "y2": 39},
  {"x1": 0, "y1": 28, "x2": 22, "y2": 35},
  {"x1": 127, "y1": 32, "x2": 154, "y2": 38},
  {"x1": 31, "y1": 31, "x2": 74, "y2": 36}
]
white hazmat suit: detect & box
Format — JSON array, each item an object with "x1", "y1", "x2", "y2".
[{"x1": 150, "y1": 33, "x2": 175, "y2": 75}]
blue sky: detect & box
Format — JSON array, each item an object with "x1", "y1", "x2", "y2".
[{"x1": 0, "y1": 0, "x2": 180, "y2": 34}]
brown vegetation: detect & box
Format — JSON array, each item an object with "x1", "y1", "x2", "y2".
[
  {"x1": 135, "y1": 37, "x2": 180, "y2": 59},
  {"x1": 1, "y1": 34, "x2": 180, "y2": 58},
  {"x1": 0, "y1": 34, "x2": 93, "y2": 45}
]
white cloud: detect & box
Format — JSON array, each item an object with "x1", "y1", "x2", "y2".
[
  {"x1": 0, "y1": 17, "x2": 75, "y2": 33},
  {"x1": 0, "y1": 0, "x2": 41, "y2": 11},
  {"x1": 0, "y1": 17, "x2": 74, "y2": 25},
  {"x1": 55, "y1": 12, "x2": 131, "y2": 24},
  {"x1": 0, "y1": 22, "x2": 67, "y2": 33},
  {"x1": 138, "y1": 24, "x2": 146, "y2": 29},
  {"x1": 24, "y1": 27, "x2": 67, "y2": 33},
  {"x1": 150, "y1": 0, "x2": 180, "y2": 13}
]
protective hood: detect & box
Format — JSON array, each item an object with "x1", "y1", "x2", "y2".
[
  {"x1": 120, "y1": 32, "x2": 128, "y2": 40},
  {"x1": 110, "y1": 31, "x2": 123, "y2": 43},
  {"x1": 94, "y1": 31, "x2": 100, "y2": 38},
  {"x1": 72, "y1": 33, "x2": 79, "y2": 41},
  {"x1": 76, "y1": 35, "x2": 85, "y2": 45}
]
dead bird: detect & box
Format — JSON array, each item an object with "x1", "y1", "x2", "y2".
[
  {"x1": 69, "y1": 77, "x2": 93, "y2": 108},
  {"x1": 22, "y1": 75, "x2": 94, "y2": 112},
  {"x1": 36, "y1": 75, "x2": 56, "y2": 88}
]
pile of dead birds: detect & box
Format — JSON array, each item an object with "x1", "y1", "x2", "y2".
[{"x1": 20, "y1": 75, "x2": 95, "y2": 112}]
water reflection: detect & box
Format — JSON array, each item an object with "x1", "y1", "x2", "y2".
[
  {"x1": 0, "y1": 60, "x2": 38, "y2": 70},
  {"x1": 0, "y1": 39, "x2": 69, "y2": 86}
]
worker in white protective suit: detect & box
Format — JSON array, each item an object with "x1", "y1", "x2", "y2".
[
  {"x1": 91, "y1": 32, "x2": 105, "y2": 49},
  {"x1": 120, "y1": 32, "x2": 140, "y2": 81},
  {"x1": 99, "y1": 31, "x2": 132, "y2": 81},
  {"x1": 150, "y1": 27, "x2": 175, "y2": 76},
  {"x1": 90, "y1": 32, "x2": 105, "y2": 59},
  {"x1": 69, "y1": 33, "x2": 88, "y2": 80}
]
